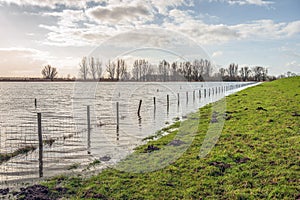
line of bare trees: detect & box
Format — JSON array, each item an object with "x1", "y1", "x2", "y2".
[
  {"x1": 78, "y1": 57, "x2": 272, "y2": 82},
  {"x1": 79, "y1": 56, "x2": 103, "y2": 80},
  {"x1": 218, "y1": 63, "x2": 270, "y2": 81}
]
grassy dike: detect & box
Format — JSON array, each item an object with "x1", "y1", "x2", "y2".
[{"x1": 27, "y1": 77, "x2": 300, "y2": 199}]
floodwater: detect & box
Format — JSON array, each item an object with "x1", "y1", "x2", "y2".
[{"x1": 0, "y1": 81, "x2": 255, "y2": 185}]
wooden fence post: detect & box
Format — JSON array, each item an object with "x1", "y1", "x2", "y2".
[
  {"x1": 137, "y1": 100, "x2": 142, "y2": 116},
  {"x1": 87, "y1": 105, "x2": 91, "y2": 154},
  {"x1": 186, "y1": 91, "x2": 188, "y2": 103},
  {"x1": 37, "y1": 113, "x2": 43, "y2": 178},
  {"x1": 167, "y1": 95, "x2": 169, "y2": 114},
  {"x1": 116, "y1": 102, "x2": 119, "y2": 130}
]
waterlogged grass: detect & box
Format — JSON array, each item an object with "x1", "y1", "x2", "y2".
[
  {"x1": 0, "y1": 145, "x2": 37, "y2": 164},
  {"x1": 43, "y1": 77, "x2": 300, "y2": 199}
]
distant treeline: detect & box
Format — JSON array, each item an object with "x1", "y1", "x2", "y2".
[
  {"x1": 3, "y1": 58, "x2": 296, "y2": 82},
  {"x1": 78, "y1": 57, "x2": 275, "y2": 82},
  {"x1": 0, "y1": 77, "x2": 75, "y2": 82}
]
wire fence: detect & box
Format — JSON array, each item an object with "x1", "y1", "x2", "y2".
[{"x1": 0, "y1": 96, "x2": 96, "y2": 188}]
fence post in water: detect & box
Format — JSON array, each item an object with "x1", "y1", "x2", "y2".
[
  {"x1": 37, "y1": 113, "x2": 43, "y2": 178},
  {"x1": 177, "y1": 93, "x2": 180, "y2": 106},
  {"x1": 34, "y1": 98, "x2": 37, "y2": 109},
  {"x1": 87, "y1": 105, "x2": 91, "y2": 154},
  {"x1": 193, "y1": 90, "x2": 195, "y2": 101},
  {"x1": 186, "y1": 91, "x2": 188, "y2": 103},
  {"x1": 199, "y1": 90, "x2": 201, "y2": 99},
  {"x1": 167, "y1": 95, "x2": 169, "y2": 107},
  {"x1": 137, "y1": 100, "x2": 142, "y2": 116},
  {"x1": 116, "y1": 102, "x2": 119, "y2": 131},
  {"x1": 153, "y1": 97, "x2": 156, "y2": 109}
]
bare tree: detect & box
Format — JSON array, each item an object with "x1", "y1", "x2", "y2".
[
  {"x1": 115, "y1": 59, "x2": 126, "y2": 81},
  {"x1": 158, "y1": 60, "x2": 170, "y2": 81},
  {"x1": 202, "y1": 59, "x2": 212, "y2": 78},
  {"x1": 145, "y1": 64, "x2": 155, "y2": 81},
  {"x1": 42, "y1": 65, "x2": 58, "y2": 81},
  {"x1": 89, "y1": 57, "x2": 97, "y2": 80},
  {"x1": 132, "y1": 59, "x2": 148, "y2": 81},
  {"x1": 227, "y1": 63, "x2": 239, "y2": 80},
  {"x1": 95, "y1": 58, "x2": 102, "y2": 80},
  {"x1": 177, "y1": 61, "x2": 191, "y2": 81},
  {"x1": 106, "y1": 60, "x2": 116, "y2": 80},
  {"x1": 262, "y1": 67, "x2": 268, "y2": 81},
  {"x1": 79, "y1": 57, "x2": 89, "y2": 80},
  {"x1": 219, "y1": 67, "x2": 226, "y2": 78},
  {"x1": 132, "y1": 60, "x2": 140, "y2": 81},
  {"x1": 192, "y1": 59, "x2": 204, "y2": 81},
  {"x1": 252, "y1": 66, "x2": 267, "y2": 81},
  {"x1": 239, "y1": 66, "x2": 251, "y2": 81},
  {"x1": 141, "y1": 60, "x2": 152, "y2": 81}
]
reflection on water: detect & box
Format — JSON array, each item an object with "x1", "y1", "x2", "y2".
[{"x1": 0, "y1": 81, "x2": 255, "y2": 185}]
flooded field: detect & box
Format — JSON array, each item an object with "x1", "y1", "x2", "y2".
[{"x1": 0, "y1": 81, "x2": 255, "y2": 185}]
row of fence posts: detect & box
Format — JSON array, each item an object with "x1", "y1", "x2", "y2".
[
  {"x1": 111, "y1": 84, "x2": 248, "y2": 134},
  {"x1": 34, "y1": 83, "x2": 249, "y2": 178},
  {"x1": 113, "y1": 85, "x2": 232, "y2": 133}
]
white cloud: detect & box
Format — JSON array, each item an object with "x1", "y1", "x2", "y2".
[
  {"x1": 0, "y1": 47, "x2": 82, "y2": 76},
  {"x1": 43, "y1": 9, "x2": 87, "y2": 27},
  {"x1": 282, "y1": 21, "x2": 300, "y2": 37},
  {"x1": 0, "y1": 47, "x2": 49, "y2": 76},
  {"x1": 209, "y1": 0, "x2": 274, "y2": 6},
  {"x1": 0, "y1": 0, "x2": 87, "y2": 8},
  {"x1": 285, "y1": 61, "x2": 300, "y2": 73},
  {"x1": 164, "y1": 10, "x2": 300, "y2": 45},
  {"x1": 232, "y1": 20, "x2": 300, "y2": 40},
  {"x1": 7, "y1": 0, "x2": 297, "y2": 49},
  {"x1": 150, "y1": 0, "x2": 194, "y2": 14},
  {"x1": 285, "y1": 60, "x2": 299, "y2": 67},
  {"x1": 212, "y1": 51, "x2": 223, "y2": 58},
  {"x1": 0, "y1": 0, "x2": 192, "y2": 14}
]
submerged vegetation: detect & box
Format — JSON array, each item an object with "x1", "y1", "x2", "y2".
[
  {"x1": 0, "y1": 145, "x2": 37, "y2": 164},
  {"x1": 4, "y1": 77, "x2": 300, "y2": 199}
]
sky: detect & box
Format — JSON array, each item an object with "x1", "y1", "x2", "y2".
[{"x1": 0, "y1": 0, "x2": 299, "y2": 77}]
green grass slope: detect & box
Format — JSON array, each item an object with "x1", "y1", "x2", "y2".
[{"x1": 44, "y1": 77, "x2": 300, "y2": 200}]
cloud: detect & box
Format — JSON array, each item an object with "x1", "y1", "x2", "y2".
[
  {"x1": 42, "y1": 9, "x2": 87, "y2": 27},
  {"x1": 282, "y1": 21, "x2": 300, "y2": 36},
  {"x1": 0, "y1": 47, "x2": 49, "y2": 76},
  {"x1": 0, "y1": 0, "x2": 87, "y2": 8},
  {"x1": 208, "y1": 0, "x2": 274, "y2": 6},
  {"x1": 164, "y1": 10, "x2": 300, "y2": 45},
  {"x1": 0, "y1": 0, "x2": 193, "y2": 14},
  {"x1": 162, "y1": 9, "x2": 239, "y2": 44},
  {"x1": 285, "y1": 60, "x2": 300, "y2": 73},
  {"x1": 11, "y1": 0, "x2": 295, "y2": 48},
  {"x1": 86, "y1": 4, "x2": 152, "y2": 24},
  {"x1": 232, "y1": 20, "x2": 300, "y2": 40},
  {"x1": 212, "y1": 51, "x2": 223, "y2": 58},
  {"x1": 0, "y1": 47, "x2": 82, "y2": 76},
  {"x1": 149, "y1": 0, "x2": 194, "y2": 14}
]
